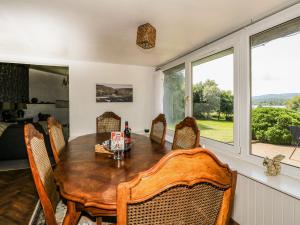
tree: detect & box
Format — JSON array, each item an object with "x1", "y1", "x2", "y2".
[
  {"x1": 219, "y1": 90, "x2": 234, "y2": 121},
  {"x1": 193, "y1": 79, "x2": 221, "y2": 119},
  {"x1": 286, "y1": 96, "x2": 300, "y2": 112}
]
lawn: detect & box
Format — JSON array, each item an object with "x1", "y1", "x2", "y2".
[
  {"x1": 168, "y1": 119, "x2": 234, "y2": 144},
  {"x1": 197, "y1": 119, "x2": 233, "y2": 144}
]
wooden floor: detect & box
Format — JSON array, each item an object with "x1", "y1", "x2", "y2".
[{"x1": 0, "y1": 169, "x2": 38, "y2": 225}]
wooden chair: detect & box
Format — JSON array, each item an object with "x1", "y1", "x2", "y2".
[
  {"x1": 172, "y1": 116, "x2": 200, "y2": 150},
  {"x1": 96, "y1": 112, "x2": 121, "y2": 133},
  {"x1": 24, "y1": 123, "x2": 78, "y2": 225},
  {"x1": 150, "y1": 113, "x2": 167, "y2": 146},
  {"x1": 25, "y1": 124, "x2": 111, "y2": 225},
  {"x1": 48, "y1": 117, "x2": 66, "y2": 163},
  {"x1": 117, "y1": 148, "x2": 237, "y2": 225}
]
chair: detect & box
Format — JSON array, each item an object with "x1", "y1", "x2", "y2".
[
  {"x1": 172, "y1": 116, "x2": 200, "y2": 150},
  {"x1": 117, "y1": 148, "x2": 237, "y2": 225},
  {"x1": 96, "y1": 112, "x2": 121, "y2": 133},
  {"x1": 48, "y1": 117, "x2": 66, "y2": 163},
  {"x1": 24, "y1": 123, "x2": 74, "y2": 225},
  {"x1": 150, "y1": 113, "x2": 167, "y2": 146},
  {"x1": 25, "y1": 124, "x2": 106, "y2": 225},
  {"x1": 289, "y1": 126, "x2": 300, "y2": 159}
]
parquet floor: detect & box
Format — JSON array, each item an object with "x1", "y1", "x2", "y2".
[{"x1": 0, "y1": 169, "x2": 38, "y2": 225}]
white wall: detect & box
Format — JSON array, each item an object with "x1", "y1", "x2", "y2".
[
  {"x1": 29, "y1": 69, "x2": 68, "y2": 102},
  {"x1": 69, "y1": 61, "x2": 154, "y2": 138},
  {"x1": 233, "y1": 174, "x2": 300, "y2": 225},
  {"x1": 26, "y1": 69, "x2": 69, "y2": 124}
]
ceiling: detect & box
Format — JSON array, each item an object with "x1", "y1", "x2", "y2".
[{"x1": 0, "y1": 0, "x2": 299, "y2": 67}]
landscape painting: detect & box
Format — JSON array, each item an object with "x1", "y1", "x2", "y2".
[{"x1": 96, "y1": 83, "x2": 133, "y2": 102}]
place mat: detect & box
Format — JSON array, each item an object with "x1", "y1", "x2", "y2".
[{"x1": 95, "y1": 144, "x2": 113, "y2": 154}]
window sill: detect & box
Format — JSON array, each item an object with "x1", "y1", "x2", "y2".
[
  {"x1": 143, "y1": 131, "x2": 300, "y2": 199},
  {"x1": 208, "y1": 149, "x2": 300, "y2": 200}
]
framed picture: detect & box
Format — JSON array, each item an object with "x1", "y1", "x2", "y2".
[
  {"x1": 96, "y1": 83, "x2": 133, "y2": 102},
  {"x1": 111, "y1": 131, "x2": 125, "y2": 150}
]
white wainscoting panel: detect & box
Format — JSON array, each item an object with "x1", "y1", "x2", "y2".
[{"x1": 232, "y1": 174, "x2": 300, "y2": 225}]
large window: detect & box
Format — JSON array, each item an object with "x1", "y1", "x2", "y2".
[
  {"x1": 192, "y1": 49, "x2": 234, "y2": 145},
  {"x1": 163, "y1": 64, "x2": 185, "y2": 130},
  {"x1": 250, "y1": 17, "x2": 300, "y2": 167}
]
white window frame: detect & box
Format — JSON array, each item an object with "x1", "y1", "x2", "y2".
[
  {"x1": 159, "y1": 3, "x2": 300, "y2": 181},
  {"x1": 186, "y1": 36, "x2": 240, "y2": 154},
  {"x1": 242, "y1": 4, "x2": 300, "y2": 179},
  {"x1": 161, "y1": 34, "x2": 241, "y2": 154}
]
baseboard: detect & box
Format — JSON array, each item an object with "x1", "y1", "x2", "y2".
[
  {"x1": 230, "y1": 218, "x2": 240, "y2": 225},
  {"x1": 0, "y1": 159, "x2": 29, "y2": 171}
]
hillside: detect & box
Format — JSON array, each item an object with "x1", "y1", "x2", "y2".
[{"x1": 252, "y1": 93, "x2": 300, "y2": 105}]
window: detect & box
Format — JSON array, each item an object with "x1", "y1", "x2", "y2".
[
  {"x1": 163, "y1": 64, "x2": 185, "y2": 130},
  {"x1": 250, "y1": 17, "x2": 300, "y2": 167},
  {"x1": 192, "y1": 48, "x2": 234, "y2": 145}
]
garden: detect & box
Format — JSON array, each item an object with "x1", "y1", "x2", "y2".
[{"x1": 164, "y1": 72, "x2": 300, "y2": 147}]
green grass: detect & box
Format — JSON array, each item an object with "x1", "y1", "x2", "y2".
[
  {"x1": 168, "y1": 119, "x2": 234, "y2": 144},
  {"x1": 197, "y1": 119, "x2": 233, "y2": 144}
]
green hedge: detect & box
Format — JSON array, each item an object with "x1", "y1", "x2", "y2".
[{"x1": 252, "y1": 107, "x2": 300, "y2": 145}]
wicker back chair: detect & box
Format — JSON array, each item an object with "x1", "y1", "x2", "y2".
[
  {"x1": 117, "y1": 148, "x2": 237, "y2": 225},
  {"x1": 96, "y1": 112, "x2": 121, "y2": 133},
  {"x1": 48, "y1": 117, "x2": 66, "y2": 163},
  {"x1": 172, "y1": 116, "x2": 200, "y2": 150},
  {"x1": 150, "y1": 114, "x2": 167, "y2": 146},
  {"x1": 24, "y1": 124, "x2": 61, "y2": 225}
]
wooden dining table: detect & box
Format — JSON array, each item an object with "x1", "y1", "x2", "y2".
[{"x1": 54, "y1": 133, "x2": 171, "y2": 224}]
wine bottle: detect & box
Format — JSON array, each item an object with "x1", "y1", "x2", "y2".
[{"x1": 124, "y1": 121, "x2": 131, "y2": 144}]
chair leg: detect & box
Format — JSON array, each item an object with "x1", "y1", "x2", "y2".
[
  {"x1": 289, "y1": 143, "x2": 299, "y2": 159},
  {"x1": 63, "y1": 201, "x2": 81, "y2": 225},
  {"x1": 96, "y1": 217, "x2": 102, "y2": 225}
]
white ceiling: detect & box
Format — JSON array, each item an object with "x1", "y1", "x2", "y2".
[{"x1": 0, "y1": 0, "x2": 299, "y2": 67}]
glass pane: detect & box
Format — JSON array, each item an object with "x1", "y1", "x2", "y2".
[
  {"x1": 250, "y1": 16, "x2": 300, "y2": 167},
  {"x1": 192, "y1": 48, "x2": 234, "y2": 145},
  {"x1": 163, "y1": 64, "x2": 185, "y2": 130}
]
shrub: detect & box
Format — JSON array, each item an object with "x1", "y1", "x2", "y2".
[
  {"x1": 265, "y1": 126, "x2": 292, "y2": 145},
  {"x1": 252, "y1": 107, "x2": 300, "y2": 145}
]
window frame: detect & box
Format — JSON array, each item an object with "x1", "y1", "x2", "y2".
[
  {"x1": 161, "y1": 35, "x2": 241, "y2": 154},
  {"x1": 159, "y1": 3, "x2": 300, "y2": 180},
  {"x1": 242, "y1": 6, "x2": 300, "y2": 178},
  {"x1": 188, "y1": 46, "x2": 240, "y2": 153}
]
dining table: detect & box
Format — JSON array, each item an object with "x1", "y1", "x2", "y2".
[{"x1": 54, "y1": 132, "x2": 171, "y2": 225}]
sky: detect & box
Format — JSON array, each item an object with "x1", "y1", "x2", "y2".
[
  {"x1": 192, "y1": 32, "x2": 300, "y2": 97},
  {"x1": 193, "y1": 54, "x2": 234, "y2": 93}
]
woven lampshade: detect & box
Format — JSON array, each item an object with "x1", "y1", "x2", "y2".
[{"x1": 136, "y1": 23, "x2": 156, "y2": 49}]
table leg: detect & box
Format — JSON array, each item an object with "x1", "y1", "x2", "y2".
[{"x1": 63, "y1": 201, "x2": 81, "y2": 225}]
